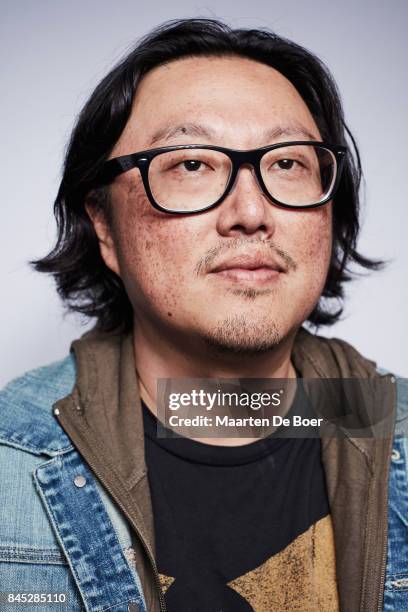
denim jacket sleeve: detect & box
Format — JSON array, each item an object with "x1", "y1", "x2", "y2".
[{"x1": 0, "y1": 357, "x2": 146, "y2": 612}]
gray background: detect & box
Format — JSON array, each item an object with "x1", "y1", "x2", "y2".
[{"x1": 1, "y1": 0, "x2": 407, "y2": 386}]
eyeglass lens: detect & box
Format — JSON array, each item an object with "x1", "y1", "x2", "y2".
[{"x1": 148, "y1": 144, "x2": 337, "y2": 212}]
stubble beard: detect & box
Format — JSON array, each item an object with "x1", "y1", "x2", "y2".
[{"x1": 199, "y1": 313, "x2": 282, "y2": 356}]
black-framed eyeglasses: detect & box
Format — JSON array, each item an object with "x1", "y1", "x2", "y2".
[{"x1": 94, "y1": 141, "x2": 347, "y2": 214}]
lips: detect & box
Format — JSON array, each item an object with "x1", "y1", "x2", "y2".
[{"x1": 209, "y1": 253, "x2": 285, "y2": 284}]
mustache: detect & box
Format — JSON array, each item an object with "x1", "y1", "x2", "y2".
[{"x1": 194, "y1": 237, "x2": 297, "y2": 275}]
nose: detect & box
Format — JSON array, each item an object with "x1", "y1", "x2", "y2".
[{"x1": 215, "y1": 164, "x2": 277, "y2": 239}]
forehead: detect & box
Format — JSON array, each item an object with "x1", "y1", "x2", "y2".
[{"x1": 113, "y1": 55, "x2": 321, "y2": 154}]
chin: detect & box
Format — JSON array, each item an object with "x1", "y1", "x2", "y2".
[{"x1": 197, "y1": 315, "x2": 285, "y2": 356}]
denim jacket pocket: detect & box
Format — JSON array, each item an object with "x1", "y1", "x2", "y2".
[{"x1": 0, "y1": 557, "x2": 85, "y2": 611}]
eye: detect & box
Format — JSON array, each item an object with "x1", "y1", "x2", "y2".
[
  {"x1": 275, "y1": 159, "x2": 295, "y2": 170},
  {"x1": 182, "y1": 160, "x2": 202, "y2": 171}
]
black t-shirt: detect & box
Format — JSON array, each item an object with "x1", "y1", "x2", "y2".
[{"x1": 142, "y1": 386, "x2": 335, "y2": 611}]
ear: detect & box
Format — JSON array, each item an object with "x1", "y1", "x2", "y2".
[{"x1": 85, "y1": 197, "x2": 121, "y2": 277}]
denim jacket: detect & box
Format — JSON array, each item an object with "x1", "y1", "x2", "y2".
[{"x1": 0, "y1": 349, "x2": 407, "y2": 612}]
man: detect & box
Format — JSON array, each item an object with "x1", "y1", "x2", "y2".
[{"x1": 0, "y1": 18, "x2": 406, "y2": 612}]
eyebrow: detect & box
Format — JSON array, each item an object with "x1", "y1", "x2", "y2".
[
  {"x1": 147, "y1": 122, "x2": 320, "y2": 147},
  {"x1": 148, "y1": 123, "x2": 217, "y2": 146},
  {"x1": 264, "y1": 125, "x2": 320, "y2": 142}
]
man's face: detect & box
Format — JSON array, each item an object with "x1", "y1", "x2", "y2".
[{"x1": 96, "y1": 56, "x2": 332, "y2": 352}]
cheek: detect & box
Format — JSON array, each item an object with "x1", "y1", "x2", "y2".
[
  {"x1": 289, "y1": 204, "x2": 332, "y2": 260},
  {"x1": 284, "y1": 207, "x2": 332, "y2": 299},
  {"x1": 301, "y1": 216, "x2": 332, "y2": 265},
  {"x1": 110, "y1": 178, "x2": 199, "y2": 305}
]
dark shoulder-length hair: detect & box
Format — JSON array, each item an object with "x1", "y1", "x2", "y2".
[{"x1": 33, "y1": 18, "x2": 382, "y2": 332}]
